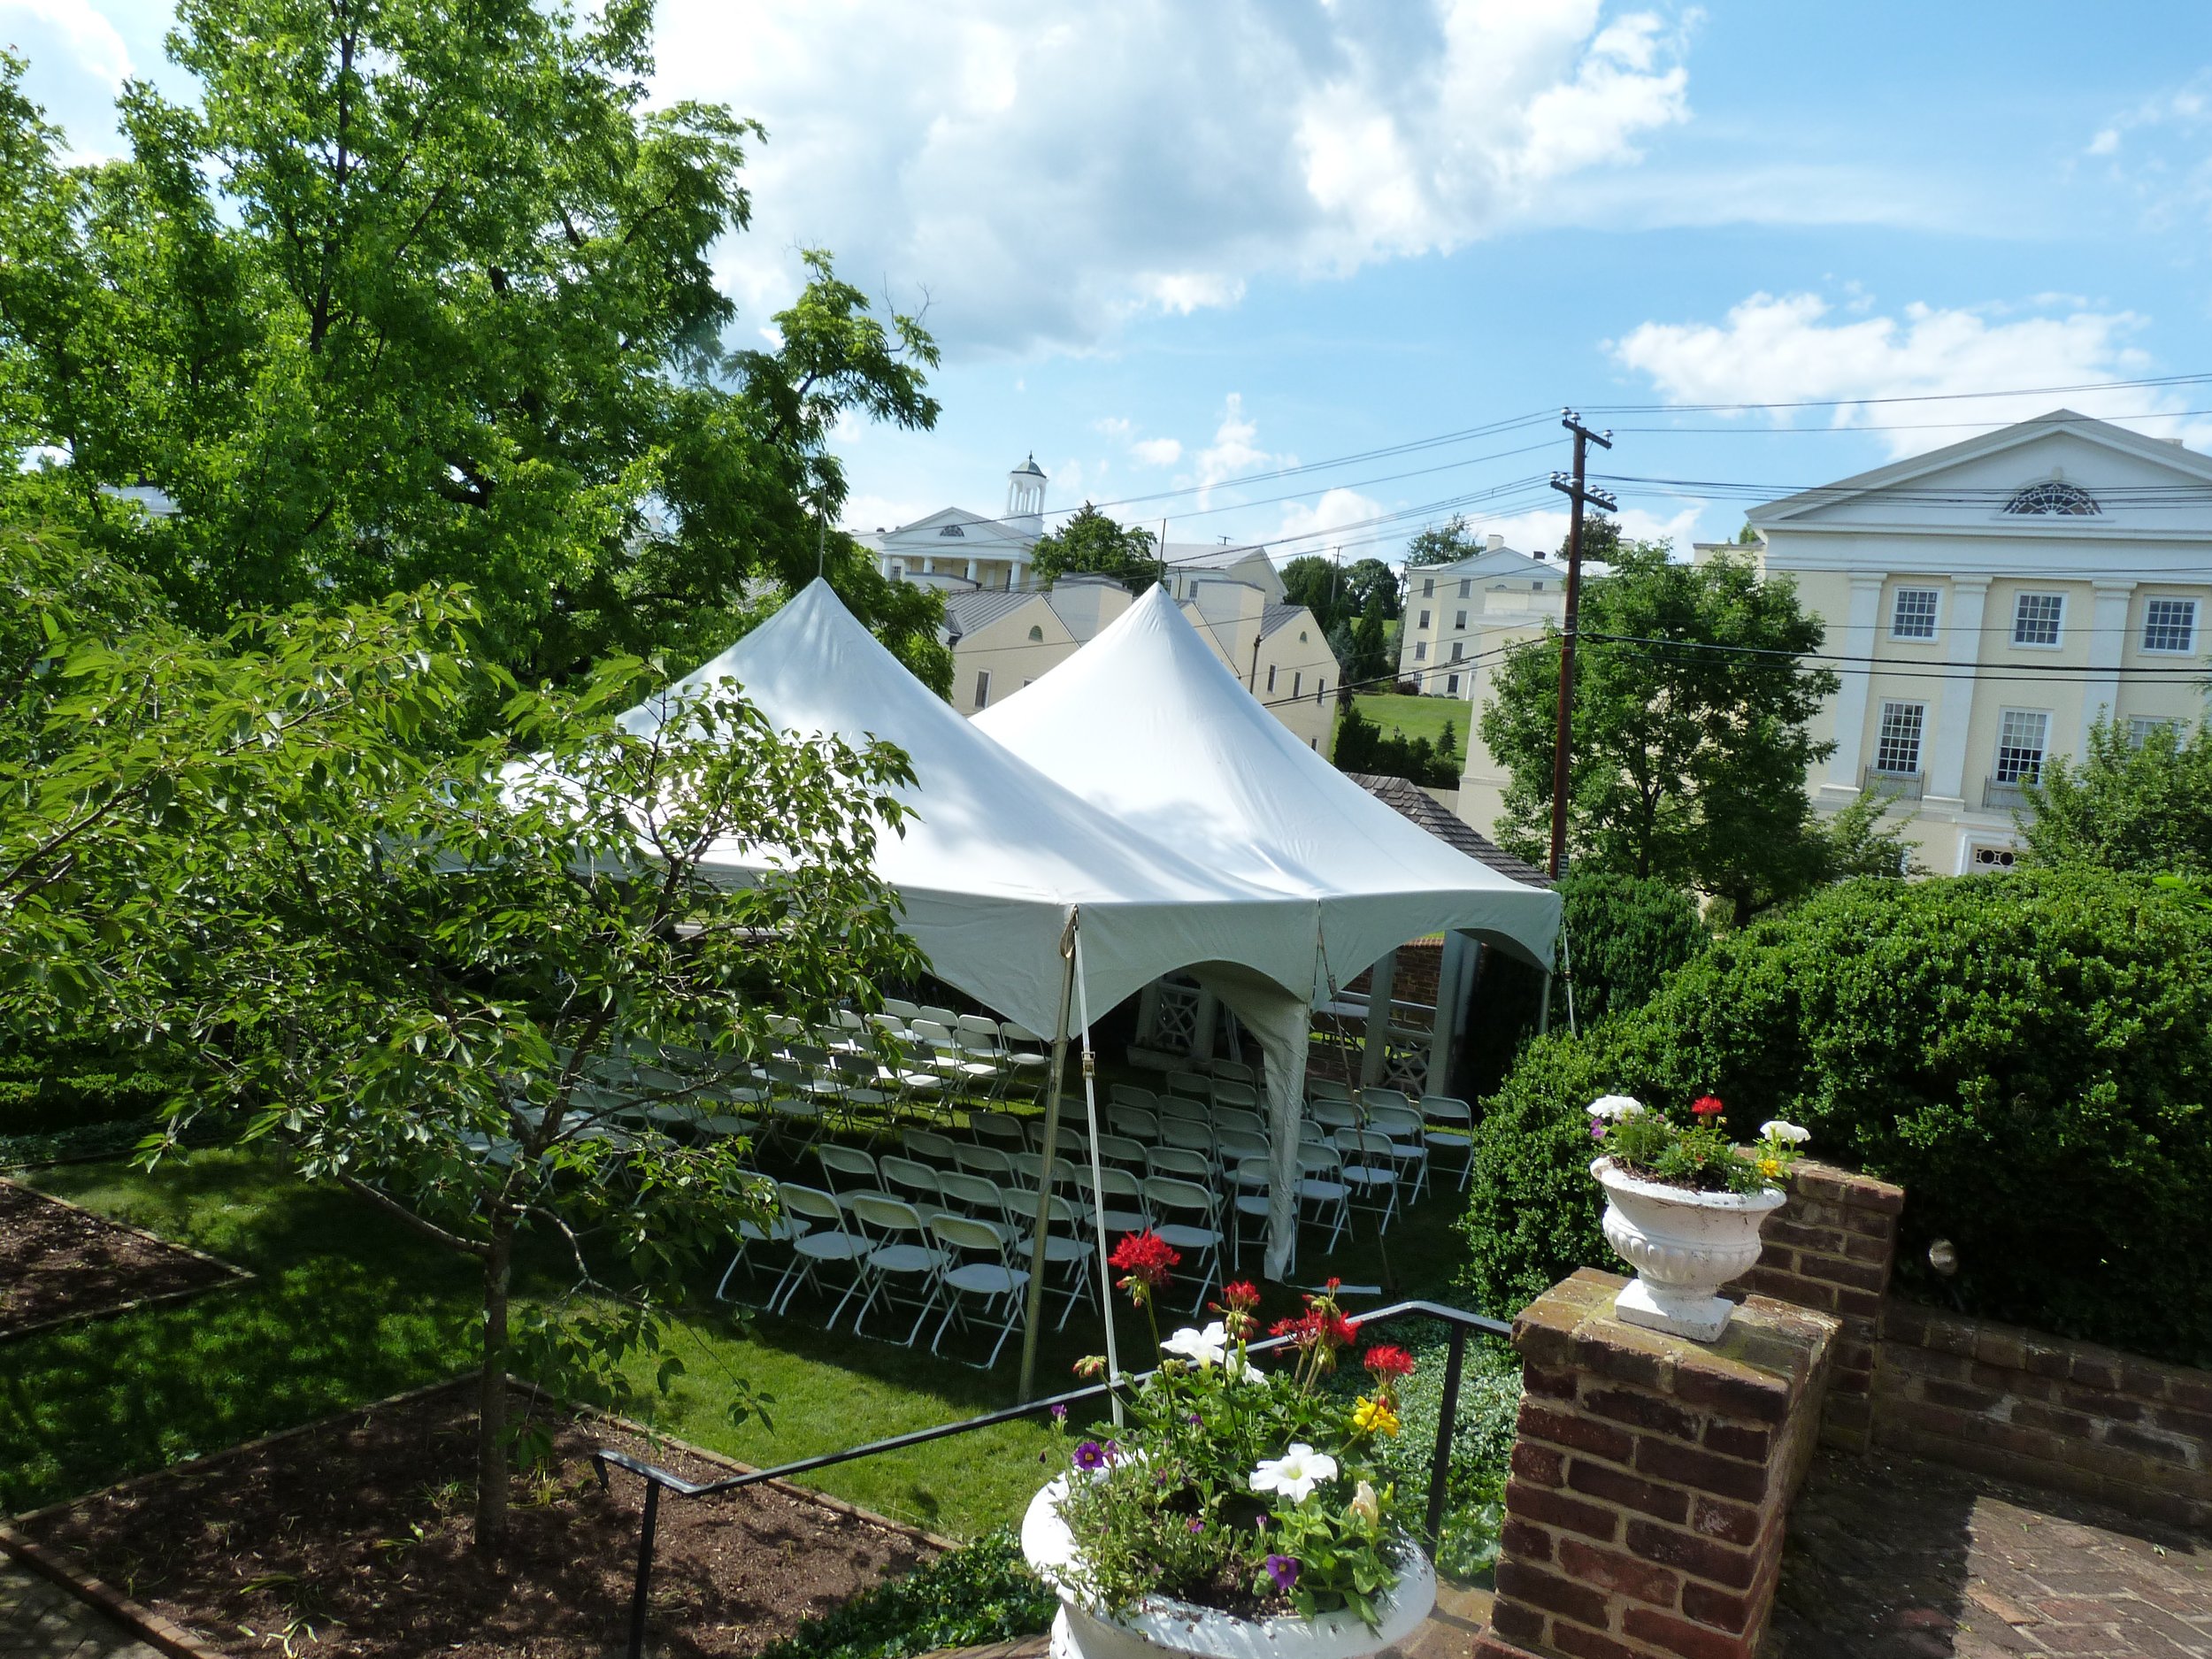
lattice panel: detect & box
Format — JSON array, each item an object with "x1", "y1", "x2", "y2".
[{"x1": 1148, "y1": 982, "x2": 1202, "y2": 1056}]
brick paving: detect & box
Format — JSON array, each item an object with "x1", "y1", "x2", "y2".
[
  {"x1": 0, "y1": 1559, "x2": 163, "y2": 1659},
  {"x1": 1773, "y1": 1447, "x2": 2212, "y2": 1658}
]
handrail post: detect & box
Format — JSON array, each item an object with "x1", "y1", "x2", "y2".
[
  {"x1": 627, "y1": 1478, "x2": 661, "y2": 1659},
  {"x1": 1425, "y1": 1320, "x2": 1468, "y2": 1547}
]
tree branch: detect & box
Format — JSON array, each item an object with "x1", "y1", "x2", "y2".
[{"x1": 335, "y1": 1171, "x2": 492, "y2": 1257}]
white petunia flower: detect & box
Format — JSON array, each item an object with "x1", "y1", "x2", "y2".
[
  {"x1": 1250, "y1": 1444, "x2": 1339, "y2": 1504},
  {"x1": 1586, "y1": 1095, "x2": 1645, "y2": 1122},
  {"x1": 1760, "y1": 1120, "x2": 1811, "y2": 1145},
  {"x1": 1162, "y1": 1324, "x2": 1231, "y2": 1367}
]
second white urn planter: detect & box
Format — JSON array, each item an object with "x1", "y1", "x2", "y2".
[
  {"x1": 1019, "y1": 1479, "x2": 1435, "y2": 1659},
  {"x1": 1591, "y1": 1156, "x2": 1786, "y2": 1342}
]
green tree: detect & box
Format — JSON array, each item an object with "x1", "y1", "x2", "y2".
[
  {"x1": 1030, "y1": 503, "x2": 1160, "y2": 593},
  {"x1": 0, "y1": 10, "x2": 947, "y2": 690},
  {"x1": 3, "y1": 539, "x2": 925, "y2": 1550},
  {"x1": 1405, "y1": 515, "x2": 1479, "y2": 567},
  {"x1": 1555, "y1": 871, "x2": 1706, "y2": 1026},
  {"x1": 1281, "y1": 554, "x2": 1401, "y2": 630},
  {"x1": 2023, "y1": 719, "x2": 2212, "y2": 875},
  {"x1": 1478, "y1": 542, "x2": 1846, "y2": 925}
]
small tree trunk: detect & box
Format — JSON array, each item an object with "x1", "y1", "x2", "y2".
[{"x1": 472, "y1": 1217, "x2": 515, "y2": 1551}]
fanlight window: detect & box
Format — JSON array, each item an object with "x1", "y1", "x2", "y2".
[{"x1": 2002, "y1": 480, "x2": 2100, "y2": 516}]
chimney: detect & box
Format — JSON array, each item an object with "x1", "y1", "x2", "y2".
[{"x1": 1486, "y1": 533, "x2": 1505, "y2": 550}]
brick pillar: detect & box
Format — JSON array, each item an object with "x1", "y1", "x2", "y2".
[
  {"x1": 1477, "y1": 1269, "x2": 1839, "y2": 1659},
  {"x1": 1723, "y1": 1160, "x2": 1903, "y2": 1452}
]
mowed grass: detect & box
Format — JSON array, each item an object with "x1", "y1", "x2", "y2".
[
  {"x1": 4, "y1": 1136, "x2": 1479, "y2": 1539},
  {"x1": 1353, "y1": 692, "x2": 1467, "y2": 750}
]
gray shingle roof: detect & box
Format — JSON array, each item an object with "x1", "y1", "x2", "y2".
[
  {"x1": 1260, "y1": 602, "x2": 1314, "y2": 641},
  {"x1": 1344, "y1": 773, "x2": 1553, "y2": 887},
  {"x1": 941, "y1": 589, "x2": 1046, "y2": 641}
]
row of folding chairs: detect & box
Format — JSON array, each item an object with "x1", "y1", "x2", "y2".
[{"x1": 874, "y1": 1002, "x2": 1055, "y2": 1105}]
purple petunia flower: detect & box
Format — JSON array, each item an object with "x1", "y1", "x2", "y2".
[
  {"x1": 1050, "y1": 1403, "x2": 1067, "y2": 1421},
  {"x1": 1073, "y1": 1440, "x2": 1107, "y2": 1470},
  {"x1": 1187, "y1": 1517, "x2": 1206, "y2": 1534},
  {"x1": 1589, "y1": 1123, "x2": 1606, "y2": 1141},
  {"x1": 1265, "y1": 1554, "x2": 1299, "y2": 1593}
]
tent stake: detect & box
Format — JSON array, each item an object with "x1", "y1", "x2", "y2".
[{"x1": 1017, "y1": 910, "x2": 1080, "y2": 1402}]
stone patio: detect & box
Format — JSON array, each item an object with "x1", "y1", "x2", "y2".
[
  {"x1": 1772, "y1": 1447, "x2": 2212, "y2": 1658},
  {"x1": 0, "y1": 1559, "x2": 161, "y2": 1659}
]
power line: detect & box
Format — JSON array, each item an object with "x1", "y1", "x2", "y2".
[{"x1": 1581, "y1": 369, "x2": 2212, "y2": 417}]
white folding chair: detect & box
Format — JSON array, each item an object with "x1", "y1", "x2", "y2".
[
  {"x1": 1159, "y1": 1117, "x2": 1216, "y2": 1161},
  {"x1": 997, "y1": 1020, "x2": 1054, "y2": 1102},
  {"x1": 1074, "y1": 1165, "x2": 1149, "y2": 1239},
  {"x1": 1334, "y1": 1127, "x2": 1400, "y2": 1233},
  {"x1": 953, "y1": 1014, "x2": 1010, "y2": 1100},
  {"x1": 1110, "y1": 1083, "x2": 1160, "y2": 1111},
  {"x1": 845, "y1": 1194, "x2": 949, "y2": 1345},
  {"x1": 1213, "y1": 1081, "x2": 1259, "y2": 1112},
  {"x1": 1227, "y1": 1156, "x2": 1273, "y2": 1270},
  {"x1": 879, "y1": 1154, "x2": 946, "y2": 1217},
  {"x1": 1296, "y1": 1145, "x2": 1353, "y2": 1253},
  {"x1": 1005, "y1": 1150, "x2": 1076, "y2": 1193},
  {"x1": 902, "y1": 1127, "x2": 959, "y2": 1165},
  {"x1": 1310, "y1": 1098, "x2": 1359, "y2": 1133},
  {"x1": 1309, "y1": 1075, "x2": 1355, "y2": 1104},
  {"x1": 1143, "y1": 1145, "x2": 1214, "y2": 1184},
  {"x1": 1366, "y1": 1102, "x2": 1432, "y2": 1202},
  {"x1": 935, "y1": 1169, "x2": 1016, "y2": 1241},
  {"x1": 1212, "y1": 1060, "x2": 1256, "y2": 1086},
  {"x1": 952, "y1": 1142, "x2": 1014, "y2": 1182},
  {"x1": 1216, "y1": 1128, "x2": 1270, "y2": 1169},
  {"x1": 972, "y1": 1111, "x2": 1028, "y2": 1155},
  {"x1": 716, "y1": 1186, "x2": 807, "y2": 1302},
  {"x1": 1216, "y1": 1107, "x2": 1266, "y2": 1140},
  {"x1": 766, "y1": 1184, "x2": 869, "y2": 1324},
  {"x1": 1422, "y1": 1094, "x2": 1477, "y2": 1193},
  {"x1": 881, "y1": 995, "x2": 921, "y2": 1025},
  {"x1": 927, "y1": 1215, "x2": 1030, "y2": 1368},
  {"x1": 1362, "y1": 1086, "x2": 1415, "y2": 1119},
  {"x1": 1141, "y1": 1176, "x2": 1225, "y2": 1313},
  {"x1": 813, "y1": 1144, "x2": 881, "y2": 1210},
  {"x1": 1107, "y1": 1106, "x2": 1161, "y2": 1143},
  {"x1": 1093, "y1": 1132, "x2": 1150, "y2": 1172},
  {"x1": 1166, "y1": 1071, "x2": 1213, "y2": 1102}
]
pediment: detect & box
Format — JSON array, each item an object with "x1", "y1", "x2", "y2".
[{"x1": 879, "y1": 505, "x2": 1037, "y2": 549}]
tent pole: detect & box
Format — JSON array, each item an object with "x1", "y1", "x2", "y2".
[
  {"x1": 1016, "y1": 910, "x2": 1080, "y2": 1402},
  {"x1": 1070, "y1": 930, "x2": 1122, "y2": 1424},
  {"x1": 1538, "y1": 971, "x2": 1554, "y2": 1036}
]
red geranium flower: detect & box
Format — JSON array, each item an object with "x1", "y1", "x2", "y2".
[
  {"x1": 1691, "y1": 1095, "x2": 1725, "y2": 1118},
  {"x1": 1108, "y1": 1230, "x2": 1181, "y2": 1289},
  {"x1": 1219, "y1": 1281, "x2": 1261, "y2": 1312},
  {"x1": 1362, "y1": 1343, "x2": 1417, "y2": 1379}
]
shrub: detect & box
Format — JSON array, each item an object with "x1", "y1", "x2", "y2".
[
  {"x1": 1460, "y1": 869, "x2": 2212, "y2": 1365},
  {"x1": 756, "y1": 1531, "x2": 1055, "y2": 1659},
  {"x1": 1556, "y1": 871, "x2": 1706, "y2": 1025}
]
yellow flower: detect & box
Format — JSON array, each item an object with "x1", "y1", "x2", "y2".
[
  {"x1": 1351, "y1": 1395, "x2": 1401, "y2": 1437},
  {"x1": 1755, "y1": 1155, "x2": 1784, "y2": 1181}
]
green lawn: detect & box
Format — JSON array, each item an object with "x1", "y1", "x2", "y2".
[
  {"x1": 4, "y1": 1141, "x2": 1480, "y2": 1540},
  {"x1": 1353, "y1": 692, "x2": 1467, "y2": 751}
]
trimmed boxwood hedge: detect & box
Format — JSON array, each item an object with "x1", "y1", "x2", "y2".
[{"x1": 1459, "y1": 869, "x2": 2212, "y2": 1367}]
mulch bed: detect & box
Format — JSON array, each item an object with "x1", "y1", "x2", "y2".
[
  {"x1": 15, "y1": 1380, "x2": 939, "y2": 1658},
  {"x1": 0, "y1": 1177, "x2": 244, "y2": 1338}
]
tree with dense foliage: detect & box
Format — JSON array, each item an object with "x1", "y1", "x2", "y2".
[
  {"x1": 1459, "y1": 869, "x2": 2212, "y2": 1366},
  {"x1": 1555, "y1": 871, "x2": 1707, "y2": 1027},
  {"x1": 0, "y1": 4, "x2": 948, "y2": 691},
  {"x1": 1280, "y1": 554, "x2": 1401, "y2": 629},
  {"x1": 1333, "y1": 703, "x2": 1456, "y2": 787},
  {"x1": 1029, "y1": 503, "x2": 1160, "y2": 594},
  {"x1": 1479, "y1": 542, "x2": 1901, "y2": 924},
  {"x1": 2024, "y1": 719, "x2": 2212, "y2": 875},
  {"x1": 1405, "y1": 516, "x2": 1479, "y2": 567},
  {"x1": 3, "y1": 535, "x2": 925, "y2": 1549}
]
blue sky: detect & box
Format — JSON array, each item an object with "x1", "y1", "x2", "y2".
[{"x1": 8, "y1": 0, "x2": 2211, "y2": 558}]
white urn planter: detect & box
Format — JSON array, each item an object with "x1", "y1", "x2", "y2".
[
  {"x1": 1019, "y1": 1479, "x2": 1435, "y2": 1659},
  {"x1": 1591, "y1": 1156, "x2": 1786, "y2": 1342}
]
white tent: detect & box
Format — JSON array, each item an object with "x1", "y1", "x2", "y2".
[
  {"x1": 617, "y1": 580, "x2": 1318, "y2": 1041},
  {"x1": 974, "y1": 587, "x2": 1563, "y2": 1260}
]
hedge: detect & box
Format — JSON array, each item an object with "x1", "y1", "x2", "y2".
[
  {"x1": 1556, "y1": 871, "x2": 1708, "y2": 1026},
  {"x1": 1460, "y1": 869, "x2": 2212, "y2": 1366}
]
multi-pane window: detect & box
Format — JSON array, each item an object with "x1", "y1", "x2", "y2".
[
  {"x1": 2143, "y1": 598, "x2": 2198, "y2": 654},
  {"x1": 1458, "y1": 579, "x2": 1471, "y2": 598},
  {"x1": 1417, "y1": 610, "x2": 1432, "y2": 629},
  {"x1": 1455, "y1": 610, "x2": 1468, "y2": 629},
  {"x1": 1446, "y1": 673, "x2": 1461, "y2": 695},
  {"x1": 1422, "y1": 578, "x2": 1435, "y2": 598},
  {"x1": 1891, "y1": 588, "x2": 1939, "y2": 640},
  {"x1": 1993, "y1": 710, "x2": 2050, "y2": 785},
  {"x1": 1873, "y1": 702, "x2": 1926, "y2": 774},
  {"x1": 1450, "y1": 641, "x2": 1463, "y2": 662},
  {"x1": 2129, "y1": 716, "x2": 2178, "y2": 749},
  {"x1": 972, "y1": 671, "x2": 992, "y2": 710},
  {"x1": 2012, "y1": 592, "x2": 2064, "y2": 646},
  {"x1": 1413, "y1": 641, "x2": 1427, "y2": 662}
]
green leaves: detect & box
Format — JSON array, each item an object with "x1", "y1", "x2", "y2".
[
  {"x1": 1028, "y1": 504, "x2": 1161, "y2": 595},
  {"x1": 2024, "y1": 718, "x2": 2212, "y2": 878}
]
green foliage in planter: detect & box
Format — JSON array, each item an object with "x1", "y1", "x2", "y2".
[
  {"x1": 755, "y1": 1531, "x2": 1054, "y2": 1659},
  {"x1": 1459, "y1": 870, "x2": 2212, "y2": 1365},
  {"x1": 1557, "y1": 871, "x2": 1708, "y2": 1026}
]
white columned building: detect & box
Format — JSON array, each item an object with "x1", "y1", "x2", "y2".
[{"x1": 1738, "y1": 410, "x2": 2212, "y2": 876}]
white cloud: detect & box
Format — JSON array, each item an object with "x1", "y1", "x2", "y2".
[
  {"x1": 840, "y1": 491, "x2": 938, "y2": 533},
  {"x1": 1131, "y1": 436, "x2": 1181, "y2": 467},
  {"x1": 1273, "y1": 487, "x2": 1387, "y2": 551},
  {"x1": 1193, "y1": 394, "x2": 1282, "y2": 494},
  {"x1": 1479, "y1": 503, "x2": 1706, "y2": 559},
  {"x1": 1611, "y1": 290, "x2": 2210, "y2": 457},
  {"x1": 656, "y1": 0, "x2": 1695, "y2": 356},
  {"x1": 2087, "y1": 127, "x2": 2121, "y2": 157},
  {"x1": 0, "y1": 0, "x2": 130, "y2": 86},
  {"x1": 1092, "y1": 417, "x2": 1133, "y2": 439}
]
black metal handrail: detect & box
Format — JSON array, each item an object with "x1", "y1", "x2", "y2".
[{"x1": 591, "y1": 1298, "x2": 1513, "y2": 1659}]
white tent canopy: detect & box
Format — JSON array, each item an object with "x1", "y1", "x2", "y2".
[
  {"x1": 973, "y1": 583, "x2": 1563, "y2": 983},
  {"x1": 615, "y1": 579, "x2": 1319, "y2": 1040}
]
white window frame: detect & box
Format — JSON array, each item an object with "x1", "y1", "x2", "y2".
[
  {"x1": 2010, "y1": 592, "x2": 2065, "y2": 649},
  {"x1": 1455, "y1": 610, "x2": 1468, "y2": 630},
  {"x1": 1422, "y1": 578, "x2": 1435, "y2": 598},
  {"x1": 1872, "y1": 701, "x2": 1926, "y2": 775},
  {"x1": 1450, "y1": 641, "x2": 1463, "y2": 663},
  {"x1": 1458, "y1": 579, "x2": 1471, "y2": 599},
  {"x1": 1446, "y1": 672, "x2": 1461, "y2": 695},
  {"x1": 2141, "y1": 597, "x2": 2199, "y2": 655},
  {"x1": 2128, "y1": 715, "x2": 2179, "y2": 749},
  {"x1": 1413, "y1": 641, "x2": 1427, "y2": 662},
  {"x1": 1993, "y1": 708, "x2": 2050, "y2": 785},
  {"x1": 1417, "y1": 609, "x2": 1431, "y2": 630},
  {"x1": 1890, "y1": 588, "x2": 1940, "y2": 641}
]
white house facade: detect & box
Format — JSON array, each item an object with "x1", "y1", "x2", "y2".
[{"x1": 1741, "y1": 410, "x2": 2212, "y2": 876}]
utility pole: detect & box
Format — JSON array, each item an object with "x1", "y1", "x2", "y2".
[{"x1": 1547, "y1": 410, "x2": 1617, "y2": 882}]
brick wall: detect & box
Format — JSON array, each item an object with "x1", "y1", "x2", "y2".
[
  {"x1": 1872, "y1": 1302, "x2": 2212, "y2": 1532},
  {"x1": 1478, "y1": 1269, "x2": 1839, "y2": 1659},
  {"x1": 1340, "y1": 940, "x2": 1442, "y2": 1008},
  {"x1": 1721, "y1": 1159, "x2": 1903, "y2": 1452}
]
